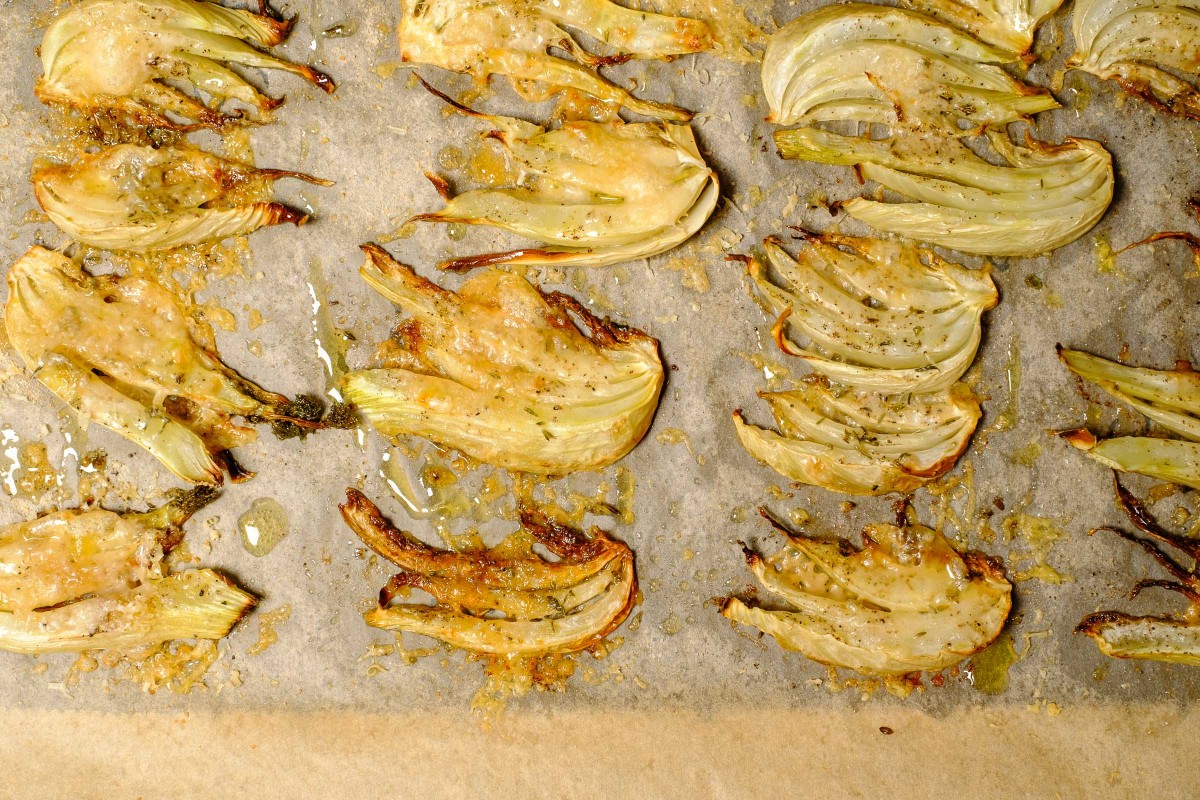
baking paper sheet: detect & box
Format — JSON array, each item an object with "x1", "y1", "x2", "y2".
[{"x1": 0, "y1": 1, "x2": 1198, "y2": 795}]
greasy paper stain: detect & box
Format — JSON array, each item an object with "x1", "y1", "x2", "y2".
[
  {"x1": 969, "y1": 632, "x2": 1018, "y2": 694},
  {"x1": 248, "y1": 605, "x2": 293, "y2": 656}
]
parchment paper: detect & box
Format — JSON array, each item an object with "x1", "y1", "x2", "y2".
[{"x1": 0, "y1": 1, "x2": 1198, "y2": 796}]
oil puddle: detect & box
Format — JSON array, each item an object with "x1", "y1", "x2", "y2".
[{"x1": 238, "y1": 498, "x2": 290, "y2": 557}]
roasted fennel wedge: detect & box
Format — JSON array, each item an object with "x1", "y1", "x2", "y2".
[
  {"x1": 342, "y1": 244, "x2": 663, "y2": 475},
  {"x1": 762, "y1": 4, "x2": 1056, "y2": 131},
  {"x1": 412, "y1": 83, "x2": 718, "y2": 270},
  {"x1": 0, "y1": 569, "x2": 254, "y2": 654},
  {"x1": 342, "y1": 490, "x2": 637, "y2": 655},
  {"x1": 1058, "y1": 347, "x2": 1200, "y2": 488},
  {"x1": 777, "y1": 128, "x2": 1114, "y2": 257},
  {"x1": 745, "y1": 233, "x2": 997, "y2": 394},
  {"x1": 1077, "y1": 479, "x2": 1200, "y2": 664},
  {"x1": 895, "y1": 0, "x2": 1064, "y2": 54},
  {"x1": 763, "y1": 3, "x2": 1107, "y2": 257},
  {"x1": 33, "y1": 144, "x2": 333, "y2": 252},
  {"x1": 0, "y1": 488, "x2": 255, "y2": 654},
  {"x1": 4, "y1": 247, "x2": 321, "y2": 484},
  {"x1": 720, "y1": 510, "x2": 1012, "y2": 676},
  {"x1": 0, "y1": 487, "x2": 215, "y2": 612},
  {"x1": 1060, "y1": 431, "x2": 1200, "y2": 490},
  {"x1": 1069, "y1": 0, "x2": 1200, "y2": 120},
  {"x1": 37, "y1": 0, "x2": 334, "y2": 130},
  {"x1": 399, "y1": 0, "x2": 709, "y2": 121},
  {"x1": 734, "y1": 382, "x2": 982, "y2": 496}
]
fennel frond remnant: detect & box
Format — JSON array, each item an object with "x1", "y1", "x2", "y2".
[
  {"x1": 33, "y1": 144, "x2": 333, "y2": 251},
  {"x1": 1069, "y1": 0, "x2": 1200, "y2": 120},
  {"x1": 0, "y1": 488, "x2": 255, "y2": 654},
  {"x1": 37, "y1": 0, "x2": 335, "y2": 130},
  {"x1": 1058, "y1": 347, "x2": 1200, "y2": 488},
  {"x1": 5, "y1": 247, "x2": 321, "y2": 485},
  {"x1": 720, "y1": 509, "x2": 1012, "y2": 676},
  {"x1": 342, "y1": 244, "x2": 663, "y2": 474},
  {"x1": 1077, "y1": 479, "x2": 1200, "y2": 664},
  {"x1": 399, "y1": 0, "x2": 712, "y2": 121},
  {"x1": 342, "y1": 490, "x2": 637, "y2": 654}
]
